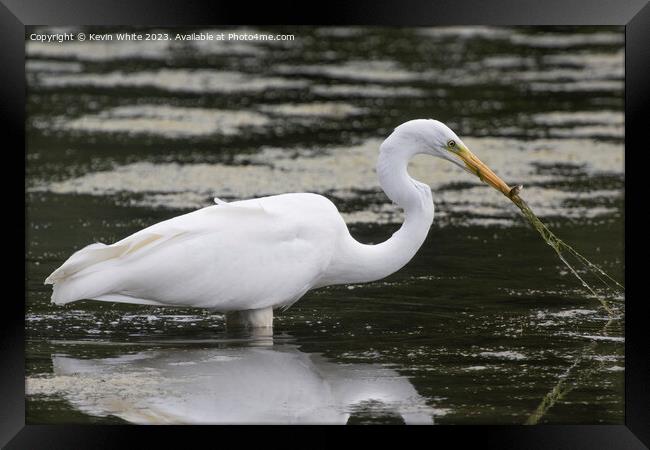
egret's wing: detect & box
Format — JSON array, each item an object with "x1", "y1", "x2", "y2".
[
  {"x1": 46, "y1": 201, "x2": 266, "y2": 285},
  {"x1": 47, "y1": 195, "x2": 338, "y2": 308}
]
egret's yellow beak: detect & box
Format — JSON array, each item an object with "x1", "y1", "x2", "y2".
[{"x1": 454, "y1": 144, "x2": 519, "y2": 199}]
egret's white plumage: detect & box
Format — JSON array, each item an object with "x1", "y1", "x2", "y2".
[{"x1": 46, "y1": 119, "x2": 514, "y2": 328}]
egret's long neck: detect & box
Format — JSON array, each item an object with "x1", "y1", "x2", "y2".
[{"x1": 320, "y1": 144, "x2": 434, "y2": 286}]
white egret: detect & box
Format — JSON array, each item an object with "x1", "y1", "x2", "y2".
[{"x1": 46, "y1": 119, "x2": 517, "y2": 328}]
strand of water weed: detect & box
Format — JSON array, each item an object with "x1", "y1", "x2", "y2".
[
  {"x1": 506, "y1": 191, "x2": 624, "y2": 423},
  {"x1": 510, "y1": 194, "x2": 624, "y2": 316}
]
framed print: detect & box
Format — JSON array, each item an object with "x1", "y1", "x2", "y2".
[{"x1": 2, "y1": 0, "x2": 648, "y2": 448}]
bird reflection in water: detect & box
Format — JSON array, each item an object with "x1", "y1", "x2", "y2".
[{"x1": 44, "y1": 338, "x2": 437, "y2": 424}]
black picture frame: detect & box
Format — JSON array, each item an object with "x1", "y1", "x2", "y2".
[{"x1": 2, "y1": 0, "x2": 648, "y2": 448}]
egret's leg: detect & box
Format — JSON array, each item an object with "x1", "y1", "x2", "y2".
[{"x1": 225, "y1": 306, "x2": 274, "y2": 330}]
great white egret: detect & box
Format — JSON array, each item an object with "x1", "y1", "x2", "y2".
[{"x1": 45, "y1": 119, "x2": 517, "y2": 328}]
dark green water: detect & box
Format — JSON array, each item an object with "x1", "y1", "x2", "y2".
[{"x1": 26, "y1": 26, "x2": 624, "y2": 424}]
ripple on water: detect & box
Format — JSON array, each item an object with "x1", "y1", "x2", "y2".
[
  {"x1": 35, "y1": 101, "x2": 368, "y2": 139},
  {"x1": 508, "y1": 32, "x2": 623, "y2": 48},
  {"x1": 258, "y1": 102, "x2": 367, "y2": 118},
  {"x1": 35, "y1": 69, "x2": 310, "y2": 94},
  {"x1": 477, "y1": 351, "x2": 527, "y2": 361},
  {"x1": 52, "y1": 105, "x2": 271, "y2": 138},
  {"x1": 274, "y1": 60, "x2": 427, "y2": 83},
  {"x1": 311, "y1": 84, "x2": 424, "y2": 98},
  {"x1": 26, "y1": 60, "x2": 84, "y2": 73}
]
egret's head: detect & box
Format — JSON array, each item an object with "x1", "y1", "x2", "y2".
[{"x1": 390, "y1": 119, "x2": 518, "y2": 198}]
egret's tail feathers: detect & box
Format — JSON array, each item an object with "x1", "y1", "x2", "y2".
[
  {"x1": 45, "y1": 231, "x2": 186, "y2": 286},
  {"x1": 50, "y1": 281, "x2": 72, "y2": 305},
  {"x1": 45, "y1": 242, "x2": 124, "y2": 285},
  {"x1": 50, "y1": 271, "x2": 112, "y2": 305},
  {"x1": 46, "y1": 230, "x2": 186, "y2": 305}
]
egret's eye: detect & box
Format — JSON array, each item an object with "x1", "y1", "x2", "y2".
[{"x1": 447, "y1": 140, "x2": 456, "y2": 149}]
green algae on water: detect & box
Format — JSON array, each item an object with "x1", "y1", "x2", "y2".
[{"x1": 508, "y1": 189, "x2": 624, "y2": 315}]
